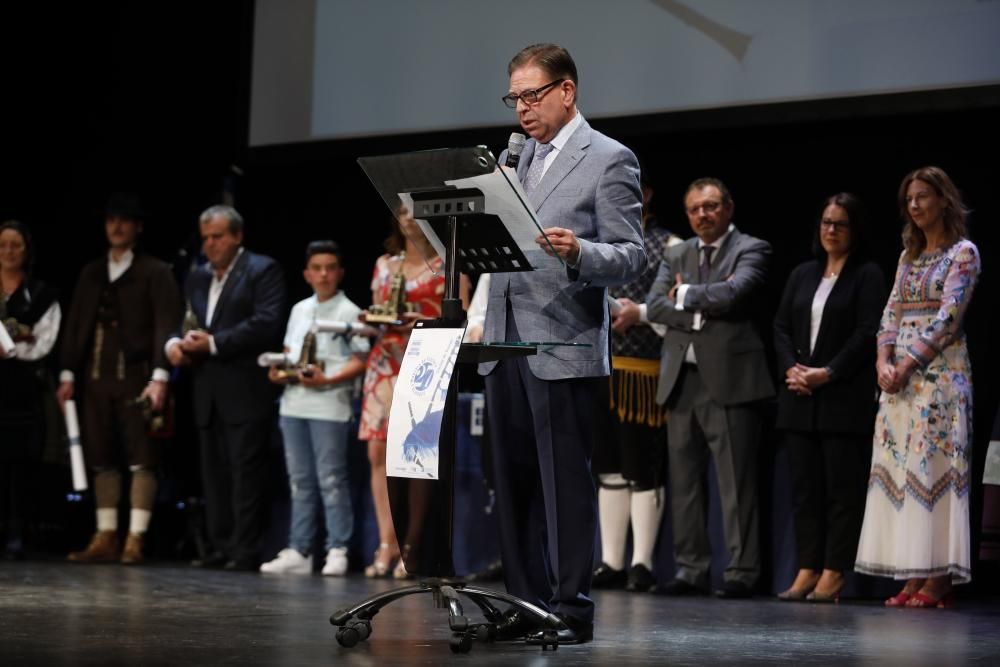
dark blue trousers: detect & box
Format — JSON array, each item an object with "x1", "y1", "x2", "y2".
[{"x1": 485, "y1": 355, "x2": 602, "y2": 626}]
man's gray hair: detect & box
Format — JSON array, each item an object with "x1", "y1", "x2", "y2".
[{"x1": 199, "y1": 204, "x2": 244, "y2": 235}]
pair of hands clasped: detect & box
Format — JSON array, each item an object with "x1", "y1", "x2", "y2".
[
  {"x1": 877, "y1": 355, "x2": 918, "y2": 395},
  {"x1": 166, "y1": 329, "x2": 213, "y2": 367},
  {"x1": 784, "y1": 364, "x2": 831, "y2": 397}
]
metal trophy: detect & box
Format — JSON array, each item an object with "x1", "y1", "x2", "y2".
[
  {"x1": 365, "y1": 252, "x2": 418, "y2": 325},
  {"x1": 265, "y1": 330, "x2": 325, "y2": 384}
]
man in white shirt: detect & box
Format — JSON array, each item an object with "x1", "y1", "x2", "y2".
[
  {"x1": 259, "y1": 241, "x2": 369, "y2": 576},
  {"x1": 646, "y1": 178, "x2": 774, "y2": 599},
  {"x1": 166, "y1": 205, "x2": 285, "y2": 572}
]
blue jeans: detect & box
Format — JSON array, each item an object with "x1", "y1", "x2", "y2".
[{"x1": 279, "y1": 416, "x2": 353, "y2": 553}]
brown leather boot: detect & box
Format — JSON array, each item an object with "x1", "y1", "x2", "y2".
[
  {"x1": 67, "y1": 530, "x2": 120, "y2": 563},
  {"x1": 120, "y1": 532, "x2": 145, "y2": 565}
]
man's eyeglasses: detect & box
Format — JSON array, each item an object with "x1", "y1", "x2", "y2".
[
  {"x1": 686, "y1": 201, "x2": 722, "y2": 216},
  {"x1": 502, "y1": 79, "x2": 565, "y2": 109},
  {"x1": 820, "y1": 220, "x2": 850, "y2": 232}
]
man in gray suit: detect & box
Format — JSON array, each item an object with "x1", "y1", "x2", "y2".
[
  {"x1": 647, "y1": 177, "x2": 774, "y2": 598},
  {"x1": 480, "y1": 43, "x2": 645, "y2": 644}
]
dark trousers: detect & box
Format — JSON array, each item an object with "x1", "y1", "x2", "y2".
[
  {"x1": 199, "y1": 413, "x2": 270, "y2": 562},
  {"x1": 82, "y1": 370, "x2": 155, "y2": 470},
  {"x1": 667, "y1": 365, "x2": 761, "y2": 587},
  {"x1": 784, "y1": 430, "x2": 870, "y2": 571},
  {"x1": 485, "y1": 358, "x2": 602, "y2": 626}
]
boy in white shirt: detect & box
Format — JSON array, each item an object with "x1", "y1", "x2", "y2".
[{"x1": 261, "y1": 241, "x2": 369, "y2": 575}]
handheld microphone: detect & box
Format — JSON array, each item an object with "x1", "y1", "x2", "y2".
[{"x1": 505, "y1": 132, "x2": 526, "y2": 168}]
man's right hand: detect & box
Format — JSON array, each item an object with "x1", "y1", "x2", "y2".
[
  {"x1": 166, "y1": 341, "x2": 190, "y2": 367},
  {"x1": 56, "y1": 381, "x2": 74, "y2": 408}
]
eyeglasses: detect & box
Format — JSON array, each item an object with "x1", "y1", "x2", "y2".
[
  {"x1": 502, "y1": 79, "x2": 565, "y2": 109},
  {"x1": 686, "y1": 201, "x2": 722, "y2": 216},
  {"x1": 820, "y1": 220, "x2": 850, "y2": 231}
]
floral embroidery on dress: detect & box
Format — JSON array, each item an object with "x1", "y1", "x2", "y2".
[{"x1": 855, "y1": 239, "x2": 980, "y2": 584}]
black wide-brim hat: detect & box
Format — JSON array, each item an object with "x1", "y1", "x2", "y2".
[{"x1": 105, "y1": 192, "x2": 148, "y2": 222}]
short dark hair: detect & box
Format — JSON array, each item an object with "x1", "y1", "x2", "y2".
[
  {"x1": 305, "y1": 240, "x2": 342, "y2": 266},
  {"x1": 0, "y1": 219, "x2": 34, "y2": 276},
  {"x1": 684, "y1": 177, "x2": 733, "y2": 206},
  {"x1": 508, "y1": 43, "x2": 578, "y2": 87},
  {"x1": 812, "y1": 192, "x2": 868, "y2": 260},
  {"x1": 199, "y1": 204, "x2": 244, "y2": 235}
]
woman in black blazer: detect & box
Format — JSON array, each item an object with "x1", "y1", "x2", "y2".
[{"x1": 773, "y1": 193, "x2": 886, "y2": 602}]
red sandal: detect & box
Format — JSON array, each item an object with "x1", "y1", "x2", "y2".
[
  {"x1": 906, "y1": 590, "x2": 954, "y2": 609},
  {"x1": 885, "y1": 592, "x2": 910, "y2": 607}
]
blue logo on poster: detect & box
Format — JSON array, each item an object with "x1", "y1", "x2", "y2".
[{"x1": 410, "y1": 360, "x2": 435, "y2": 394}]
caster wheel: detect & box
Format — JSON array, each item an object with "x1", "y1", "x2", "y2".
[
  {"x1": 351, "y1": 620, "x2": 372, "y2": 641},
  {"x1": 475, "y1": 624, "x2": 492, "y2": 642},
  {"x1": 540, "y1": 629, "x2": 559, "y2": 651},
  {"x1": 449, "y1": 635, "x2": 472, "y2": 654},
  {"x1": 336, "y1": 626, "x2": 360, "y2": 648}
]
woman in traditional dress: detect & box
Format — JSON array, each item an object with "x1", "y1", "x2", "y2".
[
  {"x1": 854, "y1": 167, "x2": 981, "y2": 608},
  {"x1": 0, "y1": 221, "x2": 61, "y2": 558}
]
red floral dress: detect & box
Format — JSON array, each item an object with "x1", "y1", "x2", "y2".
[{"x1": 358, "y1": 253, "x2": 444, "y2": 441}]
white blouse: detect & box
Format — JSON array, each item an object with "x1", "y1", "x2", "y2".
[{"x1": 809, "y1": 276, "x2": 837, "y2": 354}]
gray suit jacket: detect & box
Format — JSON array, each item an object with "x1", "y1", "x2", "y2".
[
  {"x1": 479, "y1": 117, "x2": 645, "y2": 380},
  {"x1": 646, "y1": 228, "x2": 775, "y2": 406}
]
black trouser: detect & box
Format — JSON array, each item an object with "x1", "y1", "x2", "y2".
[
  {"x1": 486, "y1": 361, "x2": 602, "y2": 626},
  {"x1": 784, "y1": 430, "x2": 871, "y2": 571},
  {"x1": 198, "y1": 413, "x2": 270, "y2": 563}
]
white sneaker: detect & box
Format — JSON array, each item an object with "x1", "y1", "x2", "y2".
[
  {"x1": 259, "y1": 548, "x2": 311, "y2": 574},
  {"x1": 322, "y1": 547, "x2": 349, "y2": 576}
]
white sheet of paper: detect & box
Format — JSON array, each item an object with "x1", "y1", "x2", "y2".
[
  {"x1": 386, "y1": 326, "x2": 465, "y2": 480},
  {"x1": 400, "y1": 166, "x2": 561, "y2": 272}
]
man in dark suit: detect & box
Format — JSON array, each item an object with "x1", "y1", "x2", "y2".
[
  {"x1": 480, "y1": 43, "x2": 646, "y2": 644},
  {"x1": 166, "y1": 205, "x2": 285, "y2": 571},
  {"x1": 647, "y1": 178, "x2": 774, "y2": 598}
]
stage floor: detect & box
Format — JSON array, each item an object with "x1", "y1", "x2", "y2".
[{"x1": 2, "y1": 561, "x2": 998, "y2": 666}]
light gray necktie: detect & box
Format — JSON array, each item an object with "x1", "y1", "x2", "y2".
[{"x1": 524, "y1": 142, "x2": 554, "y2": 193}]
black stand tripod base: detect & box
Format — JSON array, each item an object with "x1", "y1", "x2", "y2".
[{"x1": 330, "y1": 578, "x2": 565, "y2": 653}]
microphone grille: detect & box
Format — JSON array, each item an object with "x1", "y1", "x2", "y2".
[{"x1": 508, "y1": 132, "x2": 526, "y2": 155}]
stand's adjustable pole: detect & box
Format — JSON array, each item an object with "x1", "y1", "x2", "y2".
[{"x1": 440, "y1": 214, "x2": 465, "y2": 326}]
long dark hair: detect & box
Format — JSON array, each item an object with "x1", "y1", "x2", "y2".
[
  {"x1": 383, "y1": 211, "x2": 406, "y2": 255},
  {"x1": 898, "y1": 166, "x2": 968, "y2": 263}
]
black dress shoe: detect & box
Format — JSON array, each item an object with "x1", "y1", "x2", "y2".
[
  {"x1": 190, "y1": 551, "x2": 228, "y2": 568},
  {"x1": 591, "y1": 562, "x2": 627, "y2": 589},
  {"x1": 465, "y1": 558, "x2": 504, "y2": 582},
  {"x1": 652, "y1": 578, "x2": 708, "y2": 596},
  {"x1": 224, "y1": 557, "x2": 260, "y2": 572},
  {"x1": 625, "y1": 564, "x2": 656, "y2": 592},
  {"x1": 526, "y1": 615, "x2": 593, "y2": 645},
  {"x1": 493, "y1": 609, "x2": 534, "y2": 641},
  {"x1": 715, "y1": 580, "x2": 753, "y2": 599}
]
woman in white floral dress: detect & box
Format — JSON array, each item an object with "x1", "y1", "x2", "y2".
[{"x1": 854, "y1": 166, "x2": 981, "y2": 608}]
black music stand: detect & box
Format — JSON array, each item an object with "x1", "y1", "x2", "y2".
[{"x1": 330, "y1": 148, "x2": 579, "y2": 653}]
